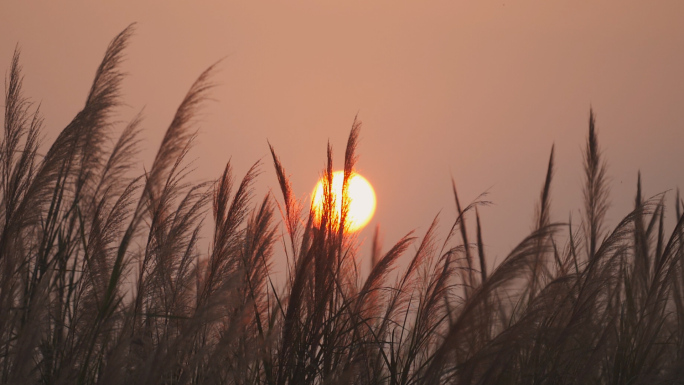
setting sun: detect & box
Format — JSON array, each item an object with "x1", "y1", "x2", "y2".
[{"x1": 311, "y1": 171, "x2": 376, "y2": 232}]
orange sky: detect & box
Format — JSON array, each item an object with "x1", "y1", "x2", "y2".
[{"x1": 2, "y1": 1, "x2": 684, "y2": 271}]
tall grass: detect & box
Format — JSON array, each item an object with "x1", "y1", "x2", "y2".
[{"x1": 2, "y1": 26, "x2": 684, "y2": 385}]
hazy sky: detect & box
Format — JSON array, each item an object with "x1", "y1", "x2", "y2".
[{"x1": 2, "y1": 1, "x2": 684, "y2": 271}]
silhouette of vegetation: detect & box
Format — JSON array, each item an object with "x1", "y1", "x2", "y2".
[{"x1": 2, "y1": 25, "x2": 684, "y2": 385}]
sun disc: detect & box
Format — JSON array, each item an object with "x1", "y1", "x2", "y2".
[{"x1": 311, "y1": 171, "x2": 376, "y2": 232}]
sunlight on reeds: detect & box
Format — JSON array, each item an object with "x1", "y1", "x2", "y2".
[{"x1": 2, "y1": 26, "x2": 684, "y2": 385}]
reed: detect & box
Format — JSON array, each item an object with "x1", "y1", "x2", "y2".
[{"x1": 2, "y1": 26, "x2": 683, "y2": 385}]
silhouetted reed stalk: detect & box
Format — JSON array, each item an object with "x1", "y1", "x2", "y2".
[{"x1": 2, "y1": 26, "x2": 684, "y2": 384}]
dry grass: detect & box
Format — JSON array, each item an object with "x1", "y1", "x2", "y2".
[{"x1": 2, "y1": 26, "x2": 684, "y2": 385}]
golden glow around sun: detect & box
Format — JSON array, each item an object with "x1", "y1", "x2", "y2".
[{"x1": 311, "y1": 171, "x2": 376, "y2": 232}]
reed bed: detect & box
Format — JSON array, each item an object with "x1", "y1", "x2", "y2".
[{"x1": 2, "y1": 26, "x2": 684, "y2": 385}]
